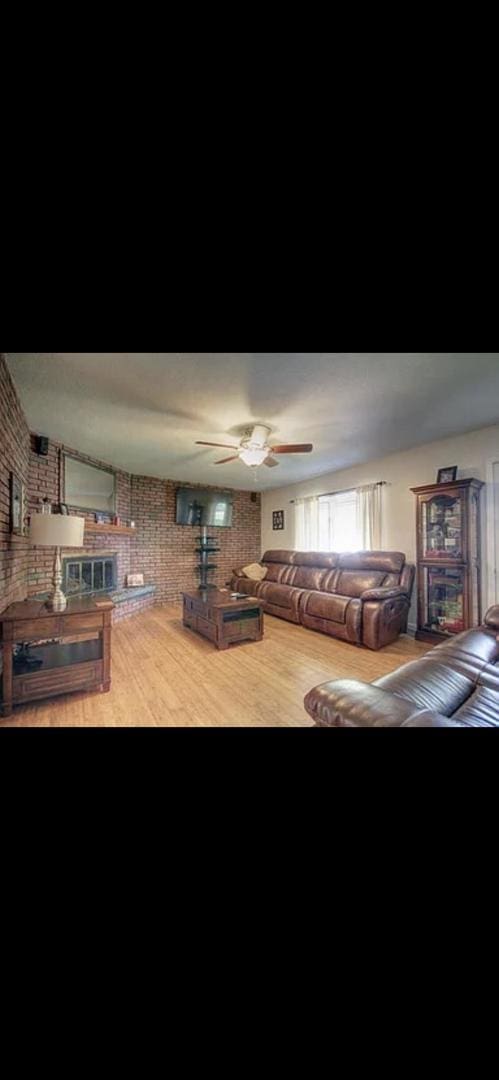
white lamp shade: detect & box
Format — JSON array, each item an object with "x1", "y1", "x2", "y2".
[
  {"x1": 239, "y1": 447, "x2": 268, "y2": 466},
  {"x1": 29, "y1": 514, "x2": 85, "y2": 548}
]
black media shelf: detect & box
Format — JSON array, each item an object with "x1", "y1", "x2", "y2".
[
  {"x1": 13, "y1": 639, "x2": 102, "y2": 675},
  {"x1": 196, "y1": 527, "x2": 220, "y2": 589}
]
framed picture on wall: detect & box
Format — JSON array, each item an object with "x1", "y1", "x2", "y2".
[
  {"x1": 273, "y1": 510, "x2": 284, "y2": 530},
  {"x1": 10, "y1": 472, "x2": 25, "y2": 535}
]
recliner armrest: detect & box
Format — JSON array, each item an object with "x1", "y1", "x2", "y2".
[
  {"x1": 360, "y1": 585, "x2": 408, "y2": 601},
  {"x1": 304, "y1": 678, "x2": 451, "y2": 727},
  {"x1": 484, "y1": 605, "x2": 499, "y2": 629}
]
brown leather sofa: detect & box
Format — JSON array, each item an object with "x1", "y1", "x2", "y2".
[
  {"x1": 304, "y1": 606, "x2": 499, "y2": 727},
  {"x1": 231, "y1": 549, "x2": 415, "y2": 650}
]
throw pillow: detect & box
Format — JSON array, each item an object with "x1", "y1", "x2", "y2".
[{"x1": 241, "y1": 563, "x2": 267, "y2": 581}]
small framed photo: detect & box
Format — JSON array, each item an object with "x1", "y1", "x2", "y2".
[
  {"x1": 273, "y1": 509, "x2": 284, "y2": 530},
  {"x1": 437, "y1": 466, "x2": 457, "y2": 484},
  {"x1": 10, "y1": 472, "x2": 25, "y2": 535},
  {"x1": 95, "y1": 512, "x2": 106, "y2": 523}
]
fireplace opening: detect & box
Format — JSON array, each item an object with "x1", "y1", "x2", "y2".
[{"x1": 63, "y1": 554, "x2": 118, "y2": 596}]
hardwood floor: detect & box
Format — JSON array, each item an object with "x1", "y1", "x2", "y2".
[{"x1": 2, "y1": 604, "x2": 429, "y2": 727}]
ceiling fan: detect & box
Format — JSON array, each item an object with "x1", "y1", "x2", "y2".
[{"x1": 195, "y1": 424, "x2": 313, "y2": 468}]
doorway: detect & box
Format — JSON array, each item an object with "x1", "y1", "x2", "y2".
[{"x1": 486, "y1": 460, "x2": 499, "y2": 607}]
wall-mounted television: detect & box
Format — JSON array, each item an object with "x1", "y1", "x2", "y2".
[{"x1": 175, "y1": 487, "x2": 233, "y2": 527}]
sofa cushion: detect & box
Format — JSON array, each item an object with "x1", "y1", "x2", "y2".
[
  {"x1": 292, "y1": 552, "x2": 338, "y2": 569},
  {"x1": 290, "y1": 566, "x2": 328, "y2": 591},
  {"x1": 375, "y1": 656, "x2": 476, "y2": 716},
  {"x1": 451, "y1": 685, "x2": 499, "y2": 726},
  {"x1": 259, "y1": 582, "x2": 303, "y2": 609},
  {"x1": 301, "y1": 591, "x2": 353, "y2": 623},
  {"x1": 339, "y1": 551, "x2": 405, "y2": 574},
  {"x1": 260, "y1": 561, "x2": 286, "y2": 583},
  {"x1": 334, "y1": 570, "x2": 387, "y2": 598},
  {"x1": 241, "y1": 562, "x2": 267, "y2": 581},
  {"x1": 262, "y1": 550, "x2": 296, "y2": 564},
  {"x1": 300, "y1": 597, "x2": 362, "y2": 643}
]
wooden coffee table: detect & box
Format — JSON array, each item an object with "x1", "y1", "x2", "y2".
[{"x1": 182, "y1": 589, "x2": 263, "y2": 650}]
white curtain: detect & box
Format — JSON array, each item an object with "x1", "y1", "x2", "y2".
[
  {"x1": 295, "y1": 484, "x2": 382, "y2": 552},
  {"x1": 356, "y1": 483, "x2": 382, "y2": 549},
  {"x1": 294, "y1": 496, "x2": 320, "y2": 550}
]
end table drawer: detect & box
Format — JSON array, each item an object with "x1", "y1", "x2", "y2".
[
  {"x1": 12, "y1": 660, "x2": 103, "y2": 703},
  {"x1": 60, "y1": 613, "x2": 103, "y2": 634},
  {"x1": 13, "y1": 617, "x2": 62, "y2": 641}
]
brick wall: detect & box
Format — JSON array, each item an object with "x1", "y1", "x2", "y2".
[
  {"x1": 131, "y1": 477, "x2": 261, "y2": 602},
  {"x1": 0, "y1": 355, "x2": 30, "y2": 613},
  {"x1": 27, "y1": 437, "x2": 261, "y2": 604}
]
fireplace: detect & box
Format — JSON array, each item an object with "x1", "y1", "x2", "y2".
[{"x1": 63, "y1": 554, "x2": 118, "y2": 597}]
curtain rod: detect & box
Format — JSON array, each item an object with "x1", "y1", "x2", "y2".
[{"x1": 289, "y1": 481, "x2": 387, "y2": 504}]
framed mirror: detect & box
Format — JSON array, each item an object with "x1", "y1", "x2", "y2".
[{"x1": 63, "y1": 454, "x2": 116, "y2": 513}]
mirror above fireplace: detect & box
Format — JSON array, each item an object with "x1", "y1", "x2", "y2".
[{"x1": 63, "y1": 454, "x2": 116, "y2": 513}]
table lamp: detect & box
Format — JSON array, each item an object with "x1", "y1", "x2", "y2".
[{"x1": 29, "y1": 513, "x2": 85, "y2": 612}]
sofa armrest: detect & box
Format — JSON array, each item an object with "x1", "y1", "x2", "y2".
[
  {"x1": 304, "y1": 679, "x2": 451, "y2": 727},
  {"x1": 484, "y1": 605, "x2": 499, "y2": 629},
  {"x1": 360, "y1": 585, "x2": 408, "y2": 601}
]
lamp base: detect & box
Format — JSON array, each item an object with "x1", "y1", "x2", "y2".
[
  {"x1": 45, "y1": 588, "x2": 68, "y2": 613},
  {"x1": 46, "y1": 546, "x2": 67, "y2": 612}
]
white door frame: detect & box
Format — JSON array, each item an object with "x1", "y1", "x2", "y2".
[{"x1": 485, "y1": 458, "x2": 499, "y2": 609}]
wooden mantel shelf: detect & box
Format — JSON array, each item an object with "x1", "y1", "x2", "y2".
[{"x1": 84, "y1": 523, "x2": 136, "y2": 536}]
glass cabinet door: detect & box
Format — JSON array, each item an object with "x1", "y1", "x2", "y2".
[
  {"x1": 421, "y1": 490, "x2": 463, "y2": 559},
  {"x1": 422, "y1": 565, "x2": 465, "y2": 634}
]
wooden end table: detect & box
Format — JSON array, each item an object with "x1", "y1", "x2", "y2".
[
  {"x1": 1, "y1": 595, "x2": 113, "y2": 718},
  {"x1": 182, "y1": 589, "x2": 263, "y2": 650}
]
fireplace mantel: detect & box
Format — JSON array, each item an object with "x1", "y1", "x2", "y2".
[{"x1": 84, "y1": 523, "x2": 136, "y2": 536}]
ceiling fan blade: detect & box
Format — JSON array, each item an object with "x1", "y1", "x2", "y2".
[
  {"x1": 270, "y1": 444, "x2": 313, "y2": 454},
  {"x1": 196, "y1": 441, "x2": 239, "y2": 449},
  {"x1": 214, "y1": 455, "x2": 239, "y2": 464},
  {"x1": 263, "y1": 457, "x2": 279, "y2": 468}
]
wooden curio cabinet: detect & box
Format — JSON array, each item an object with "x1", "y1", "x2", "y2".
[{"x1": 411, "y1": 478, "x2": 483, "y2": 644}]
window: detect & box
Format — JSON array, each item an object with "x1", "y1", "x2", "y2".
[
  {"x1": 319, "y1": 490, "x2": 359, "y2": 552},
  {"x1": 295, "y1": 484, "x2": 382, "y2": 552},
  {"x1": 213, "y1": 502, "x2": 227, "y2": 525}
]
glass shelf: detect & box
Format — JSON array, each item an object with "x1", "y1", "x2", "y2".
[
  {"x1": 422, "y1": 491, "x2": 463, "y2": 559},
  {"x1": 422, "y1": 565, "x2": 465, "y2": 635}
]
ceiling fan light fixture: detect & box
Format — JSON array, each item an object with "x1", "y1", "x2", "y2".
[{"x1": 239, "y1": 447, "x2": 268, "y2": 467}]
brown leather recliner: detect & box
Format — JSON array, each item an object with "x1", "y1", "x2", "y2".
[
  {"x1": 231, "y1": 549, "x2": 415, "y2": 649},
  {"x1": 304, "y1": 606, "x2": 499, "y2": 727}
]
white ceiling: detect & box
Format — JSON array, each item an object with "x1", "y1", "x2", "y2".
[{"x1": 6, "y1": 353, "x2": 499, "y2": 491}]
